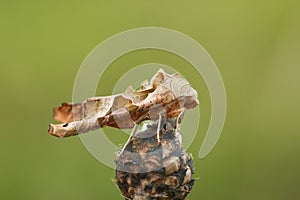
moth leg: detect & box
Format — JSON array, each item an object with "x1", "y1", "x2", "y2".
[
  {"x1": 120, "y1": 123, "x2": 138, "y2": 154},
  {"x1": 121, "y1": 195, "x2": 131, "y2": 200},
  {"x1": 175, "y1": 108, "x2": 185, "y2": 133},
  {"x1": 156, "y1": 113, "x2": 162, "y2": 143}
]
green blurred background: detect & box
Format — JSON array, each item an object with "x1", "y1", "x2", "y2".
[{"x1": 1, "y1": 0, "x2": 299, "y2": 199}]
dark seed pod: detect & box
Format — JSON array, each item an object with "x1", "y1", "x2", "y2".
[{"x1": 115, "y1": 117, "x2": 195, "y2": 200}]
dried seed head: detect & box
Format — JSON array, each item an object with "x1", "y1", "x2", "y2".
[
  {"x1": 163, "y1": 156, "x2": 180, "y2": 175},
  {"x1": 115, "y1": 118, "x2": 195, "y2": 200}
]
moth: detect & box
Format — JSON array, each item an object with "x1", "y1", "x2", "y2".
[
  {"x1": 48, "y1": 69, "x2": 198, "y2": 138},
  {"x1": 48, "y1": 69, "x2": 199, "y2": 200}
]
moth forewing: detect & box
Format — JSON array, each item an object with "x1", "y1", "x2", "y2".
[{"x1": 49, "y1": 69, "x2": 198, "y2": 138}]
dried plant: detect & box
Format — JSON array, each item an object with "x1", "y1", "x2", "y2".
[{"x1": 115, "y1": 118, "x2": 195, "y2": 200}]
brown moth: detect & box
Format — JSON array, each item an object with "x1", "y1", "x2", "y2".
[
  {"x1": 48, "y1": 69, "x2": 199, "y2": 200},
  {"x1": 48, "y1": 69, "x2": 198, "y2": 138}
]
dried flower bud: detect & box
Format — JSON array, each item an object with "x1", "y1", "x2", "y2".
[{"x1": 115, "y1": 118, "x2": 195, "y2": 200}]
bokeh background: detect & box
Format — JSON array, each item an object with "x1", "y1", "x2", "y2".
[{"x1": 1, "y1": 0, "x2": 299, "y2": 199}]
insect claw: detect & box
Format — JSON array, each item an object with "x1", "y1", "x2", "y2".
[{"x1": 175, "y1": 109, "x2": 185, "y2": 133}]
